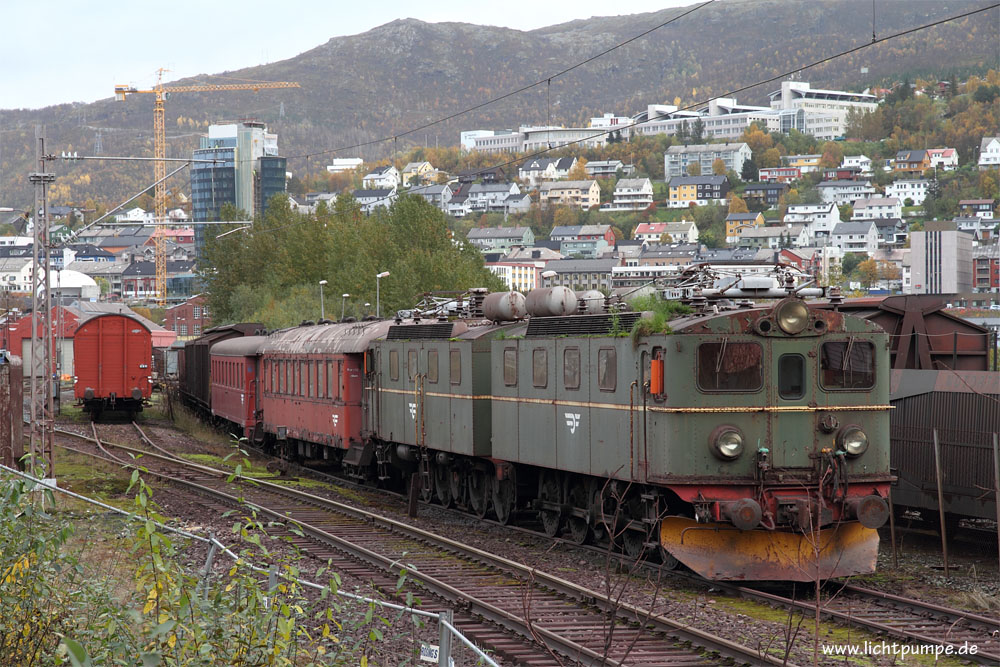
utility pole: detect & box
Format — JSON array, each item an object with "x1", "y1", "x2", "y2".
[{"x1": 28, "y1": 126, "x2": 55, "y2": 480}]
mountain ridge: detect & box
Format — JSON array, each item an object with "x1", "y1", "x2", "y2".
[{"x1": 0, "y1": 0, "x2": 995, "y2": 209}]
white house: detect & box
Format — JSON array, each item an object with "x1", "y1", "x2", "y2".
[
  {"x1": 818, "y1": 180, "x2": 877, "y2": 205},
  {"x1": 852, "y1": 197, "x2": 902, "y2": 220},
  {"x1": 114, "y1": 207, "x2": 154, "y2": 224},
  {"x1": 736, "y1": 224, "x2": 809, "y2": 249},
  {"x1": 841, "y1": 155, "x2": 872, "y2": 176},
  {"x1": 467, "y1": 183, "x2": 521, "y2": 213},
  {"x1": 784, "y1": 203, "x2": 842, "y2": 242},
  {"x1": 352, "y1": 187, "x2": 396, "y2": 215},
  {"x1": 884, "y1": 180, "x2": 931, "y2": 206},
  {"x1": 517, "y1": 157, "x2": 576, "y2": 188},
  {"x1": 831, "y1": 221, "x2": 880, "y2": 253},
  {"x1": 610, "y1": 178, "x2": 653, "y2": 211},
  {"x1": 361, "y1": 166, "x2": 400, "y2": 189},
  {"x1": 980, "y1": 136, "x2": 1000, "y2": 170},
  {"x1": 408, "y1": 184, "x2": 452, "y2": 212},
  {"x1": 927, "y1": 148, "x2": 958, "y2": 171},
  {"x1": 633, "y1": 221, "x2": 699, "y2": 244},
  {"x1": 327, "y1": 158, "x2": 363, "y2": 173},
  {"x1": 664, "y1": 143, "x2": 751, "y2": 178}
]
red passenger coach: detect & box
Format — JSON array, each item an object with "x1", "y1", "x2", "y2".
[
  {"x1": 74, "y1": 313, "x2": 152, "y2": 418},
  {"x1": 258, "y1": 320, "x2": 391, "y2": 462},
  {"x1": 210, "y1": 336, "x2": 266, "y2": 442}
]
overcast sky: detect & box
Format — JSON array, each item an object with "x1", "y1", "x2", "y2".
[{"x1": 0, "y1": 1, "x2": 696, "y2": 110}]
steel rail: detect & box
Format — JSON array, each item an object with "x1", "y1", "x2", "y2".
[{"x1": 56, "y1": 425, "x2": 786, "y2": 666}]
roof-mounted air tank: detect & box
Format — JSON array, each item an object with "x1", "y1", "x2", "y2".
[
  {"x1": 526, "y1": 286, "x2": 577, "y2": 317},
  {"x1": 577, "y1": 290, "x2": 606, "y2": 315},
  {"x1": 483, "y1": 291, "x2": 528, "y2": 322}
]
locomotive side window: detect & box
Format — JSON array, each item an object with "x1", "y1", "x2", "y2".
[
  {"x1": 697, "y1": 341, "x2": 762, "y2": 392},
  {"x1": 532, "y1": 348, "x2": 547, "y2": 388},
  {"x1": 821, "y1": 340, "x2": 875, "y2": 389},
  {"x1": 503, "y1": 348, "x2": 517, "y2": 386},
  {"x1": 598, "y1": 348, "x2": 617, "y2": 391},
  {"x1": 427, "y1": 349, "x2": 439, "y2": 384},
  {"x1": 408, "y1": 349, "x2": 417, "y2": 381},
  {"x1": 563, "y1": 347, "x2": 580, "y2": 390},
  {"x1": 389, "y1": 350, "x2": 399, "y2": 381},
  {"x1": 450, "y1": 349, "x2": 461, "y2": 385},
  {"x1": 778, "y1": 354, "x2": 805, "y2": 399}
]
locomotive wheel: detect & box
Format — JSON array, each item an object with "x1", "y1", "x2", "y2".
[
  {"x1": 658, "y1": 545, "x2": 680, "y2": 570},
  {"x1": 539, "y1": 473, "x2": 562, "y2": 538},
  {"x1": 418, "y1": 463, "x2": 434, "y2": 504},
  {"x1": 622, "y1": 526, "x2": 647, "y2": 560},
  {"x1": 492, "y1": 470, "x2": 516, "y2": 525},
  {"x1": 450, "y1": 469, "x2": 468, "y2": 508},
  {"x1": 434, "y1": 464, "x2": 453, "y2": 508},
  {"x1": 468, "y1": 468, "x2": 491, "y2": 519},
  {"x1": 567, "y1": 484, "x2": 591, "y2": 545}
]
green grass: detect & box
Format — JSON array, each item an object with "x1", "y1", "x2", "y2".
[{"x1": 54, "y1": 450, "x2": 133, "y2": 508}]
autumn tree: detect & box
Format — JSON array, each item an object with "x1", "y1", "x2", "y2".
[
  {"x1": 819, "y1": 142, "x2": 844, "y2": 169},
  {"x1": 712, "y1": 158, "x2": 727, "y2": 176},
  {"x1": 727, "y1": 193, "x2": 749, "y2": 214},
  {"x1": 567, "y1": 157, "x2": 589, "y2": 181},
  {"x1": 686, "y1": 162, "x2": 702, "y2": 176},
  {"x1": 760, "y1": 148, "x2": 782, "y2": 169},
  {"x1": 857, "y1": 258, "x2": 879, "y2": 288},
  {"x1": 979, "y1": 169, "x2": 999, "y2": 199}
]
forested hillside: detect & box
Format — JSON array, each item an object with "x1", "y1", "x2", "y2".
[{"x1": 0, "y1": 0, "x2": 995, "y2": 210}]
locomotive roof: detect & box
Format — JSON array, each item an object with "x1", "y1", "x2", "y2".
[
  {"x1": 211, "y1": 335, "x2": 268, "y2": 357},
  {"x1": 259, "y1": 319, "x2": 393, "y2": 355}
]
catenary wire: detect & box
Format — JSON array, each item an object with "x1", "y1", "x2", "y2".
[{"x1": 234, "y1": 2, "x2": 999, "y2": 237}]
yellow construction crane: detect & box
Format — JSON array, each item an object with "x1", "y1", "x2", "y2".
[{"x1": 114, "y1": 68, "x2": 300, "y2": 304}]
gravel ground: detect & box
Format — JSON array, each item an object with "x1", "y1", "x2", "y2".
[{"x1": 58, "y1": 412, "x2": 999, "y2": 666}]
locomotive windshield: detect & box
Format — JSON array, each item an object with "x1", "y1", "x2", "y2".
[
  {"x1": 697, "y1": 341, "x2": 763, "y2": 392},
  {"x1": 820, "y1": 339, "x2": 875, "y2": 389}
]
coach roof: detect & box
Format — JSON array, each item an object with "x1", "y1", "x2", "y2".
[
  {"x1": 211, "y1": 335, "x2": 269, "y2": 357},
  {"x1": 259, "y1": 319, "x2": 393, "y2": 355}
]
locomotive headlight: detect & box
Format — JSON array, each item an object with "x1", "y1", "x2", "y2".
[
  {"x1": 839, "y1": 426, "x2": 869, "y2": 457},
  {"x1": 710, "y1": 426, "x2": 744, "y2": 460},
  {"x1": 775, "y1": 299, "x2": 809, "y2": 335}
]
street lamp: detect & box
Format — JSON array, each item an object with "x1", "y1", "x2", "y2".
[
  {"x1": 341, "y1": 293, "x2": 349, "y2": 320},
  {"x1": 376, "y1": 271, "x2": 390, "y2": 318},
  {"x1": 540, "y1": 269, "x2": 557, "y2": 287},
  {"x1": 318, "y1": 280, "x2": 328, "y2": 320}
]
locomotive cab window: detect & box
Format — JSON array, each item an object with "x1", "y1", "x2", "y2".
[
  {"x1": 821, "y1": 340, "x2": 875, "y2": 390},
  {"x1": 597, "y1": 348, "x2": 616, "y2": 392},
  {"x1": 778, "y1": 354, "x2": 805, "y2": 400},
  {"x1": 697, "y1": 341, "x2": 763, "y2": 392},
  {"x1": 532, "y1": 348, "x2": 547, "y2": 388},
  {"x1": 427, "y1": 349, "x2": 439, "y2": 384},
  {"x1": 389, "y1": 350, "x2": 399, "y2": 381},
  {"x1": 450, "y1": 349, "x2": 462, "y2": 385},
  {"x1": 563, "y1": 347, "x2": 580, "y2": 390},
  {"x1": 503, "y1": 348, "x2": 517, "y2": 386}
]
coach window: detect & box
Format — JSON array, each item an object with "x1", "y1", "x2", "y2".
[
  {"x1": 778, "y1": 354, "x2": 805, "y2": 400},
  {"x1": 336, "y1": 361, "x2": 343, "y2": 399},
  {"x1": 597, "y1": 348, "x2": 616, "y2": 391},
  {"x1": 390, "y1": 350, "x2": 399, "y2": 381},
  {"x1": 563, "y1": 347, "x2": 580, "y2": 390},
  {"x1": 317, "y1": 361, "x2": 325, "y2": 398},
  {"x1": 327, "y1": 361, "x2": 334, "y2": 398},
  {"x1": 820, "y1": 340, "x2": 875, "y2": 390},
  {"x1": 503, "y1": 348, "x2": 517, "y2": 387},
  {"x1": 450, "y1": 349, "x2": 461, "y2": 385},
  {"x1": 532, "y1": 348, "x2": 547, "y2": 388},
  {"x1": 427, "y1": 349, "x2": 439, "y2": 384},
  {"x1": 697, "y1": 341, "x2": 763, "y2": 392},
  {"x1": 309, "y1": 362, "x2": 316, "y2": 398}
]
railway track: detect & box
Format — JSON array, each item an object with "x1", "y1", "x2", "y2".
[{"x1": 55, "y1": 424, "x2": 787, "y2": 666}]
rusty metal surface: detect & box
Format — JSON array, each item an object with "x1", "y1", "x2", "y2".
[
  {"x1": 836, "y1": 295, "x2": 991, "y2": 371},
  {"x1": 258, "y1": 320, "x2": 392, "y2": 356},
  {"x1": 889, "y1": 369, "x2": 1000, "y2": 520},
  {"x1": 210, "y1": 335, "x2": 268, "y2": 358},
  {"x1": 0, "y1": 353, "x2": 23, "y2": 467},
  {"x1": 660, "y1": 517, "x2": 879, "y2": 582}
]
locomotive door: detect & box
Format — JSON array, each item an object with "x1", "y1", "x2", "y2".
[{"x1": 767, "y1": 339, "x2": 818, "y2": 470}]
